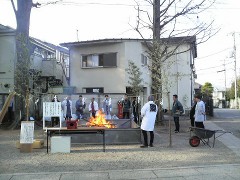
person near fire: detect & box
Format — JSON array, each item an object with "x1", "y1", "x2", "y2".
[
  {"x1": 51, "y1": 95, "x2": 60, "y2": 126},
  {"x1": 122, "y1": 94, "x2": 131, "y2": 119},
  {"x1": 102, "y1": 94, "x2": 112, "y2": 119},
  {"x1": 132, "y1": 96, "x2": 138, "y2": 124},
  {"x1": 62, "y1": 95, "x2": 72, "y2": 120},
  {"x1": 75, "y1": 95, "x2": 86, "y2": 120},
  {"x1": 88, "y1": 97, "x2": 98, "y2": 118},
  {"x1": 140, "y1": 96, "x2": 158, "y2": 148}
]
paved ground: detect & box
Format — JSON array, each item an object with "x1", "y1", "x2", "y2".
[
  {"x1": 1, "y1": 164, "x2": 240, "y2": 180},
  {"x1": 0, "y1": 116, "x2": 240, "y2": 179}
]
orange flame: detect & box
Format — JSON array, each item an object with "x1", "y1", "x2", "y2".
[{"x1": 86, "y1": 110, "x2": 116, "y2": 128}]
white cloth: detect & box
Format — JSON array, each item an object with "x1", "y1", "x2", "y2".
[
  {"x1": 105, "y1": 114, "x2": 112, "y2": 119},
  {"x1": 88, "y1": 101, "x2": 99, "y2": 112},
  {"x1": 61, "y1": 99, "x2": 73, "y2": 118},
  {"x1": 195, "y1": 100, "x2": 206, "y2": 122},
  {"x1": 140, "y1": 101, "x2": 158, "y2": 131}
]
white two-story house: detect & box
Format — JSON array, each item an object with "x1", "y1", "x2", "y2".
[
  {"x1": 61, "y1": 37, "x2": 197, "y2": 112},
  {"x1": 0, "y1": 24, "x2": 69, "y2": 121}
]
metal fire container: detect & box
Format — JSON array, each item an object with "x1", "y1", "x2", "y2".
[
  {"x1": 66, "y1": 120, "x2": 78, "y2": 129},
  {"x1": 67, "y1": 119, "x2": 141, "y2": 144}
]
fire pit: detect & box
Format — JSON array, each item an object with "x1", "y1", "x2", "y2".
[
  {"x1": 68, "y1": 111, "x2": 141, "y2": 144},
  {"x1": 86, "y1": 110, "x2": 116, "y2": 128}
]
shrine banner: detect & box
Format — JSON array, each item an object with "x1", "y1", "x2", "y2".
[
  {"x1": 43, "y1": 102, "x2": 62, "y2": 117},
  {"x1": 20, "y1": 121, "x2": 34, "y2": 144},
  {"x1": 43, "y1": 102, "x2": 62, "y2": 129}
]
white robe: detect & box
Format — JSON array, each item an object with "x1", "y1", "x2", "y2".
[
  {"x1": 61, "y1": 99, "x2": 73, "y2": 118},
  {"x1": 102, "y1": 98, "x2": 112, "y2": 119},
  {"x1": 141, "y1": 101, "x2": 158, "y2": 131},
  {"x1": 195, "y1": 100, "x2": 206, "y2": 122},
  {"x1": 88, "y1": 101, "x2": 99, "y2": 116}
]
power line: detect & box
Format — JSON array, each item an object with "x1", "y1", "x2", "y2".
[
  {"x1": 37, "y1": 0, "x2": 240, "y2": 10},
  {"x1": 197, "y1": 61, "x2": 233, "y2": 71},
  {"x1": 196, "y1": 47, "x2": 233, "y2": 59}
]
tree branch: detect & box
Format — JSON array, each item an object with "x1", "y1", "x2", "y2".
[
  {"x1": 32, "y1": 2, "x2": 41, "y2": 8},
  {"x1": 10, "y1": 0, "x2": 17, "y2": 17}
]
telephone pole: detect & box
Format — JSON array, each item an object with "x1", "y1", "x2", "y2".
[{"x1": 232, "y1": 32, "x2": 237, "y2": 108}]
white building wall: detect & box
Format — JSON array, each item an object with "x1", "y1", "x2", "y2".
[
  {"x1": 69, "y1": 43, "x2": 126, "y2": 93},
  {"x1": 162, "y1": 44, "x2": 193, "y2": 111},
  {"x1": 68, "y1": 40, "x2": 194, "y2": 112},
  {"x1": 124, "y1": 41, "x2": 151, "y2": 102},
  {"x1": 0, "y1": 33, "x2": 15, "y2": 93}
]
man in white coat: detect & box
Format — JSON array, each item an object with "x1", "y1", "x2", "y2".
[
  {"x1": 140, "y1": 96, "x2": 158, "y2": 148},
  {"x1": 102, "y1": 95, "x2": 112, "y2": 119},
  {"x1": 62, "y1": 95, "x2": 73, "y2": 120},
  {"x1": 194, "y1": 94, "x2": 206, "y2": 129}
]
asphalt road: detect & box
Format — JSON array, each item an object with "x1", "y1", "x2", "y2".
[
  {"x1": 214, "y1": 108, "x2": 240, "y2": 119},
  {"x1": 210, "y1": 108, "x2": 240, "y2": 139}
]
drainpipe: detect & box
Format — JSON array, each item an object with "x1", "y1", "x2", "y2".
[{"x1": 190, "y1": 45, "x2": 193, "y2": 106}]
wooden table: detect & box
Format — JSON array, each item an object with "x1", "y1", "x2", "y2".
[{"x1": 46, "y1": 127, "x2": 106, "y2": 153}]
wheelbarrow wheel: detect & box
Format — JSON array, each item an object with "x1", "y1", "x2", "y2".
[{"x1": 189, "y1": 136, "x2": 200, "y2": 147}]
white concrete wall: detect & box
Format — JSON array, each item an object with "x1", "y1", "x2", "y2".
[
  {"x1": 162, "y1": 44, "x2": 193, "y2": 111},
  {"x1": 68, "y1": 40, "x2": 194, "y2": 111},
  {"x1": 0, "y1": 33, "x2": 15, "y2": 93},
  {"x1": 124, "y1": 41, "x2": 151, "y2": 104},
  {"x1": 70, "y1": 43, "x2": 126, "y2": 93}
]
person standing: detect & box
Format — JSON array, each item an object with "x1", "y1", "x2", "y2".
[
  {"x1": 75, "y1": 95, "x2": 86, "y2": 120},
  {"x1": 102, "y1": 95, "x2": 112, "y2": 119},
  {"x1": 62, "y1": 95, "x2": 72, "y2": 121},
  {"x1": 88, "y1": 97, "x2": 98, "y2": 118},
  {"x1": 194, "y1": 94, "x2": 206, "y2": 129},
  {"x1": 140, "y1": 96, "x2": 158, "y2": 148},
  {"x1": 122, "y1": 94, "x2": 131, "y2": 119},
  {"x1": 132, "y1": 97, "x2": 138, "y2": 124},
  {"x1": 190, "y1": 97, "x2": 197, "y2": 127},
  {"x1": 172, "y1": 94, "x2": 184, "y2": 133},
  {"x1": 51, "y1": 95, "x2": 60, "y2": 126}
]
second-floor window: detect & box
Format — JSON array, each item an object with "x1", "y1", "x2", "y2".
[
  {"x1": 141, "y1": 54, "x2": 148, "y2": 66},
  {"x1": 82, "y1": 53, "x2": 117, "y2": 68}
]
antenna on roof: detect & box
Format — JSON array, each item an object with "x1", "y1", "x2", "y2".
[{"x1": 76, "y1": 29, "x2": 79, "y2": 42}]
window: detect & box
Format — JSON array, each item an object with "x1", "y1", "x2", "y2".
[
  {"x1": 141, "y1": 54, "x2": 148, "y2": 66},
  {"x1": 83, "y1": 88, "x2": 104, "y2": 94},
  {"x1": 82, "y1": 53, "x2": 117, "y2": 68}
]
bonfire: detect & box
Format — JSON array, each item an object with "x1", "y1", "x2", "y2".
[{"x1": 86, "y1": 110, "x2": 116, "y2": 128}]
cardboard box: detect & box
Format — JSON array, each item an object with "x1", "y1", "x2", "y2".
[
  {"x1": 20, "y1": 143, "x2": 33, "y2": 153},
  {"x1": 16, "y1": 139, "x2": 44, "y2": 149}
]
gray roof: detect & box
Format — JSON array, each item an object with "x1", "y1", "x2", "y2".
[
  {"x1": 60, "y1": 36, "x2": 197, "y2": 58},
  {"x1": 0, "y1": 24, "x2": 68, "y2": 54},
  {"x1": 0, "y1": 24, "x2": 15, "y2": 33}
]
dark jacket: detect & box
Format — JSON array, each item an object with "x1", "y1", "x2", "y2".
[
  {"x1": 190, "y1": 103, "x2": 197, "y2": 120},
  {"x1": 172, "y1": 100, "x2": 184, "y2": 117},
  {"x1": 122, "y1": 99, "x2": 131, "y2": 112}
]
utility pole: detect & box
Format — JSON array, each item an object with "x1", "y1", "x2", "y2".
[
  {"x1": 217, "y1": 59, "x2": 226, "y2": 107},
  {"x1": 76, "y1": 29, "x2": 79, "y2": 41},
  {"x1": 224, "y1": 59, "x2": 227, "y2": 92},
  {"x1": 232, "y1": 32, "x2": 237, "y2": 109}
]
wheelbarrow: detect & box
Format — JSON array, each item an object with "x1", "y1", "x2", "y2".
[{"x1": 189, "y1": 127, "x2": 232, "y2": 148}]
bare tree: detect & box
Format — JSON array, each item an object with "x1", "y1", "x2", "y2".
[
  {"x1": 10, "y1": 0, "x2": 40, "y2": 127},
  {"x1": 134, "y1": 0, "x2": 219, "y2": 121}
]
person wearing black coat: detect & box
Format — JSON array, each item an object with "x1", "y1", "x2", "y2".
[{"x1": 190, "y1": 97, "x2": 197, "y2": 127}]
